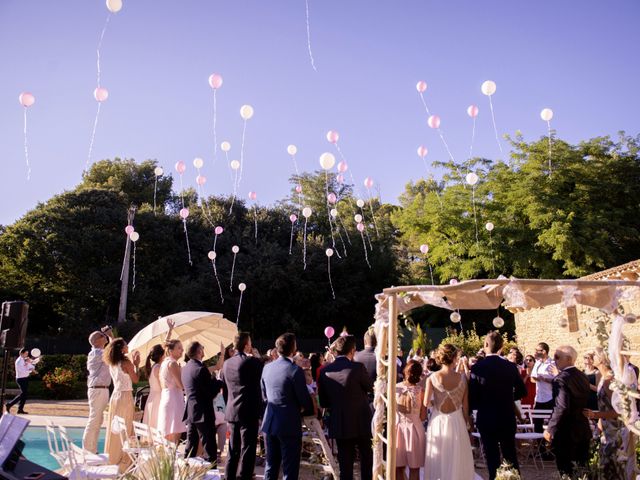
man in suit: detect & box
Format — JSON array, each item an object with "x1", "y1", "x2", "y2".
[
  {"x1": 261, "y1": 333, "x2": 314, "y2": 480},
  {"x1": 220, "y1": 332, "x2": 264, "y2": 480},
  {"x1": 469, "y1": 331, "x2": 527, "y2": 480},
  {"x1": 318, "y1": 335, "x2": 373, "y2": 480},
  {"x1": 354, "y1": 328, "x2": 376, "y2": 386},
  {"x1": 182, "y1": 341, "x2": 224, "y2": 463},
  {"x1": 543, "y1": 345, "x2": 592, "y2": 476}
]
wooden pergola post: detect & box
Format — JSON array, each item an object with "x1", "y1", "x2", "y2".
[{"x1": 386, "y1": 293, "x2": 398, "y2": 479}]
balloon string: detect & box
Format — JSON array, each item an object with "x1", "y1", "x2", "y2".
[
  {"x1": 418, "y1": 92, "x2": 432, "y2": 116},
  {"x1": 132, "y1": 242, "x2": 137, "y2": 292},
  {"x1": 120, "y1": 236, "x2": 129, "y2": 281},
  {"x1": 436, "y1": 127, "x2": 455, "y2": 163},
  {"x1": 471, "y1": 186, "x2": 479, "y2": 247},
  {"x1": 153, "y1": 176, "x2": 158, "y2": 215},
  {"x1": 327, "y1": 257, "x2": 335, "y2": 300},
  {"x1": 212, "y1": 90, "x2": 218, "y2": 164},
  {"x1": 469, "y1": 116, "x2": 477, "y2": 160},
  {"x1": 488, "y1": 230, "x2": 496, "y2": 277},
  {"x1": 366, "y1": 188, "x2": 380, "y2": 238},
  {"x1": 364, "y1": 224, "x2": 373, "y2": 251},
  {"x1": 229, "y1": 169, "x2": 238, "y2": 214},
  {"x1": 179, "y1": 174, "x2": 185, "y2": 209},
  {"x1": 304, "y1": 0, "x2": 317, "y2": 71},
  {"x1": 96, "y1": 14, "x2": 111, "y2": 87},
  {"x1": 303, "y1": 218, "x2": 308, "y2": 270},
  {"x1": 86, "y1": 102, "x2": 102, "y2": 172},
  {"x1": 239, "y1": 119, "x2": 247, "y2": 184},
  {"x1": 230, "y1": 254, "x2": 237, "y2": 291},
  {"x1": 253, "y1": 206, "x2": 258, "y2": 245},
  {"x1": 335, "y1": 222, "x2": 348, "y2": 257},
  {"x1": 547, "y1": 120, "x2": 552, "y2": 173},
  {"x1": 359, "y1": 230, "x2": 371, "y2": 269},
  {"x1": 23, "y1": 108, "x2": 31, "y2": 181},
  {"x1": 289, "y1": 222, "x2": 295, "y2": 255},
  {"x1": 426, "y1": 254, "x2": 434, "y2": 285},
  {"x1": 337, "y1": 215, "x2": 351, "y2": 245},
  {"x1": 488, "y1": 96, "x2": 503, "y2": 157},
  {"x1": 211, "y1": 259, "x2": 224, "y2": 304},
  {"x1": 236, "y1": 291, "x2": 244, "y2": 325},
  {"x1": 183, "y1": 219, "x2": 192, "y2": 266},
  {"x1": 325, "y1": 171, "x2": 340, "y2": 258},
  {"x1": 224, "y1": 150, "x2": 233, "y2": 183},
  {"x1": 291, "y1": 154, "x2": 300, "y2": 177}
]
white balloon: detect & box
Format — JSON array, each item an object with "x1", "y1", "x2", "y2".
[
  {"x1": 492, "y1": 316, "x2": 505, "y2": 328},
  {"x1": 330, "y1": 208, "x2": 338, "y2": 218},
  {"x1": 326, "y1": 248, "x2": 334, "y2": 257},
  {"x1": 232, "y1": 245, "x2": 240, "y2": 254},
  {"x1": 465, "y1": 172, "x2": 479, "y2": 186},
  {"x1": 240, "y1": 105, "x2": 254, "y2": 120},
  {"x1": 207, "y1": 251, "x2": 217, "y2": 260},
  {"x1": 31, "y1": 348, "x2": 41, "y2": 358},
  {"x1": 354, "y1": 214, "x2": 363, "y2": 223},
  {"x1": 540, "y1": 108, "x2": 554, "y2": 122},
  {"x1": 238, "y1": 283, "x2": 247, "y2": 292},
  {"x1": 221, "y1": 141, "x2": 231, "y2": 152},
  {"x1": 481, "y1": 80, "x2": 496, "y2": 96},
  {"x1": 154, "y1": 167, "x2": 163, "y2": 176},
  {"x1": 106, "y1": 0, "x2": 122, "y2": 13},
  {"x1": 129, "y1": 231, "x2": 140, "y2": 242},
  {"x1": 287, "y1": 145, "x2": 297, "y2": 155},
  {"x1": 319, "y1": 152, "x2": 336, "y2": 170},
  {"x1": 302, "y1": 207, "x2": 312, "y2": 218},
  {"x1": 356, "y1": 199, "x2": 365, "y2": 208},
  {"x1": 230, "y1": 160, "x2": 241, "y2": 170},
  {"x1": 485, "y1": 222, "x2": 494, "y2": 232},
  {"x1": 193, "y1": 157, "x2": 204, "y2": 169},
  {"x1": 450, "y1": 312, "x2": 461, "y2": 323}
]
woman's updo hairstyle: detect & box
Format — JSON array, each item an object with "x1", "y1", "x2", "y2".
[
  {"x1": 164, "y1": 339, "x2": 181, "y2": 356},
  {"x1": 403, "y1": 359, "x2": 423, "y2": 385},
  {"x1": 435, "y1": 343, "x2": 458, "y2": 366}
]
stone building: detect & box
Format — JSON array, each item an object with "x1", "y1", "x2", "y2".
[{"x1": 515, "y1": 260, "x2": 640, "y2": 366}]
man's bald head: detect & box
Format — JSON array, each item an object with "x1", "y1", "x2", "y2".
[{"x1": 89, "y1": 331, "x2": 108, "y2": 348}]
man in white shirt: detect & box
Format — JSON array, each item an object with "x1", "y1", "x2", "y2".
[
  {"x1": 82, "y1": 326, "x2": 113, "y2": 453},
  {"x1": 530, "y1": 342, "x2": 556, "y2": 433},
  {"x1": 6, "y1": 348, "x2": 37, "y2": 414}
]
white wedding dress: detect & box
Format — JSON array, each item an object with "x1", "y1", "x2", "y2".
[{"x1": 424, "y1": 373, "x2": 480, "y2": 480}]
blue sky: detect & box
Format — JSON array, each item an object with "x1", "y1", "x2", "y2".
[{"x1": 1, "y1": 0, "x2": 639, "y2": 225}]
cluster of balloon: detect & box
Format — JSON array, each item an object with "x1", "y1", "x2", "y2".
[
  {"x1": 326, "y1": 248, "x2": 336, "y2": 299},
  {"x1": 238, "y1": 104, "x2": 254, "y2": 184},
  {"x1": 208, "y1": 74, "x2": 223, "y2": 161},
  {"x1": 319, "y1": 152, "x2": 340, "y2": 256},
  {"x1": 467, "y1": 105, "x2": 479, "y2": 160},
  {"x1": 485, "y1": 221, "x2": 496, "y2": 276},
  {"x1": 481, "y1": 80, "x2": 503, "y2": 157},
  {"x1": 324, "y1": 326, "x2": 335, "y2": 347},
  {"x1": 302, "y1": 207, "x2": 312, "y2": 270},
  {"x1": 540, "y1": 108, "x2": 554, "y2": 172},
  {"x1": 229, "y1": 245, "x2": 240, "y2": 291},
  {"x1": 287, "y1": 145, "x2": 304, "y2": 212},
  {"x1": 356, "y1": 198, "x2": 373, "y2": 251},
  {"x1": 193, "y1": 157, "x2": 214, "y2": 226},
  {"x1": 328, "y1": 195, "x2": 348, "y2": 256},
  {"x1": 248, "y1": 191, "x2": 258, "y2": 244},
  {"x1": 153, "y1": 166, "x2": 163, "y2": 215},
  {"x1": 122, "y1": 225, "x2": 140, "y2": 291},
  {"x1": 208, "y1": 226, "x2": 225, "y2": 303},
  {"x1": 417, "y1": 81, "x2": 455, "y2": 163},
  {"x1": 18, "y1": 92, "x2": 35, "y2": 180},
  {"x1": 355, "y1": 213, "x2": 371, "y2": 269},
  {"x1": 304, "y1": 0, "x2": 317, "y2": 71},
  {"x1": 465, "y1": 172, "x2": 480, "y2": 246},
  {"x1": 363, "y1": 177, "x2": 380, "y2": 237},
  {"x1": 326, "y1": 130, "x2": 354, "y2": 185},
  {"x1": 175, "y1": 161, "x2": 193, "y2": 265},
  {"x1": 236, "y1": 282, "x2": 247, "y2": 325},
  {"x1": 419, "y1": 244, "x2": 434, "y2": 285},
  {"x1": 288, "y1": 214, "x2": 297, "y2": 255}
]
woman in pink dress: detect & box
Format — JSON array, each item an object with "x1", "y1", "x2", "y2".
[
  {"x1": 157, "y1": 339, "x2": 186, "y2": 442},
  {"x1": 142, "y1": 318, "x2": 175, "y2": 429},
  {"x1": 395, "y1": 360, "x2": 426, "y2": 480}
]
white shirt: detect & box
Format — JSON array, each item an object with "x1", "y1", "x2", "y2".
[
  {"x1": 87, "y1": 347, "x2": 112, "y2": 388},
  {"x1": 531, "y1": 357, "x2": 556, "y2": 403},
  {"x1": 15, "y1": 357, "x2": 35, "y2": 379}
]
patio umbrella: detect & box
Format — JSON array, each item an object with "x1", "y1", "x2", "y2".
[{"x1": 127, "y1": 311, "x2": 237, "y2": 362}]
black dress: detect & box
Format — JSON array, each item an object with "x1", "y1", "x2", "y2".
[{"x1": 585, "y1": 370, "x2": 598, "y2": 410}]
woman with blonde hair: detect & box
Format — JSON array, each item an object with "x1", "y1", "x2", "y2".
[
  {"x1": 157, "y1": 339, "x2": 187, "y2": 442},
  {"x1": 103, "y1": 338, "x2": 140, "y2": 472}
]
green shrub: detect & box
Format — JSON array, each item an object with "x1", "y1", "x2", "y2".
[
  {"x1": 36, "y1": 354, "x2": 88, "y2": 381},
  {"x1": 438, "y1": 325, "x2": 517, "y2": 358}
]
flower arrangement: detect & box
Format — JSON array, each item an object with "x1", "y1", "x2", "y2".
[{"x1": 42, "y1": 367, "x2": 77, "y2": 399}]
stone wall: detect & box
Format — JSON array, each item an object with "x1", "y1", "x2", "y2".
[{"x1": 515, "y1": 296, "x2": 640, "y2": 368}]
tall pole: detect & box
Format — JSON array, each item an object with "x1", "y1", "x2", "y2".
[
  {"x1": 386, "y1": 293, "x2": 398, "y2": 479},
  {"x1": 117, "y1": 206, "x2": 136, "y2": 324}
]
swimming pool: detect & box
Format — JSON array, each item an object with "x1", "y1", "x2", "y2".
[{"x1": 21, "y1": 426, "x2": 105, "y2": 471}]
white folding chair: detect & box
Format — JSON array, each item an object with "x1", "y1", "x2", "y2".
[
  {"x1": 132, "y1": 421, "x2": 153, "y2": 448},
  {"x1": 45, "y1": 421, "x2": 68, "y2": 468},
  {"x1": 58, "y1": 425, "x2": 109, "y2": 466},
  {"x1": 67, "y1": 443, "x2": 119, "y2": 480}
]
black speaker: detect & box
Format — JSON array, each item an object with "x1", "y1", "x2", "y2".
[{"x1": 0, "y1": 301, "x2": 29, "y2": 350}]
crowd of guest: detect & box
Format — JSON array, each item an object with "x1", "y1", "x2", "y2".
[{"x1": 79, "y1": 321, "x2": 639, "y2": 480}]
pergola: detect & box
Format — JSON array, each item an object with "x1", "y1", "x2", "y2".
[{"x1": 371, "y1": 278, "x2": 640, "y2": 479}]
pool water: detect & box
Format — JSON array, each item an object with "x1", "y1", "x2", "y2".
[{"x1": 21, "y1": 426, "x2": 105, "y2": 471}]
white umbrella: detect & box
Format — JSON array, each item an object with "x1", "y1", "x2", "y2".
[{"x1": 128, "y1": 311, "x2": 237, "y2": 362}]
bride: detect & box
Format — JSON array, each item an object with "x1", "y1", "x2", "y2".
[{"x1": 423, "y1": 344, "x2": 477, "y2": 480}]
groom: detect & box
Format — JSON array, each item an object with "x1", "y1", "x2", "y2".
[{"x1": 469, "y1": 331, "x2": 527, "y2": 480}]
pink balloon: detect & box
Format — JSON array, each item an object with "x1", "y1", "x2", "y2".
[
  {"x1": 196, "y1": 175, "x2": 207, "y2": 186},
  {"x1": 295, "y1": 185, "x2": 303, "y2": 194},
  {"x1": 289, "y1": 214, "x2": 297, "y2": 223},
  {"x1": 208, "y1": 73, "x2": 223, "y2": 89},
  {"x1": 416, "y1": 80, "x2": 427, "y2": 93},
  {"x1": 93, "y1": 87, "x2": 109, "y2": 102},
  {"x1": 337, "y1": 161, "x2": 348, "y2": 173},
  {"x1": 467, "y1": 105, "x2": 479, "y2": 118},
  {"x1": 248, "y1": 191, "x2": 257, "y2": 201},
  {"x1": 326, "y1": 130, "x2": 339, "y2": 144},
  {"x1": 419, "y1": 244, "x2": 429, "y2": 254},
  {"x1": 324, "y1": 326, "x2": 335, "y2": 339},
  {"x1": 125, "y1": 225, "x2": 134, "y2": 235},
  {"x1": 336, "y1": 174, "x2": 345, "y2": 184},
  {"x1": 417, "y1": 145, "x2": 428, "y2": 158},
  {"x1": 19, "y1": 92, "x2": 35, "y2": 107},
  {"x1": 175, "y1": 161, "x2": 186, "y2": 174},
  {"x1": 179, "y1": 208, "x2": 189, "y2": 219},
  {"x1": 357, "y1": 223, "x2": 365, "y2": 232},
  {"x1": 214, "y1": 226, "x2": 224, "y2": 235},
  {"x1": 327, "y1": 192, "x2": 337, "y2": 204},
  {"x1": 427, "y1": 115, "x2": 441, "y2": 129},
  {"x1": 364, "y1": 177, "x2": 374, "y2": 189}
]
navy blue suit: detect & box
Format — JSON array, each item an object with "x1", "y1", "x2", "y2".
[{"x1": 260, "y1": 356, "x2": 314, "y2": 480}]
